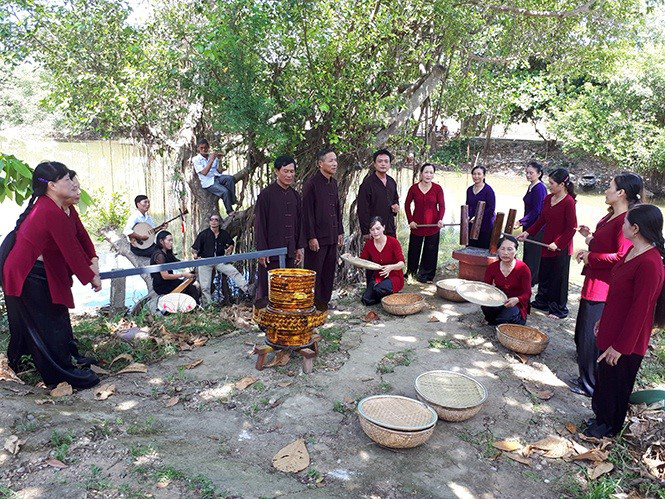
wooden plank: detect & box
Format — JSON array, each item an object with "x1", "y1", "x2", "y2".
[
  {"x1": 489, "y1": 212, "x2": 505, "y2": 254},
  {"x1": 504, "y1": 209, "x2": 517, "y2": 234},
  {"x1": 460, "y1": 205, "x2": 469, "y2": 246},
  {"x1": 470, "y1": 201, "x2": 485, "y2": 241}
]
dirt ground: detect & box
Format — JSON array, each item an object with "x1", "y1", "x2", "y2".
[{"x1": 0, "y1": 282, "x2": 643, "y2": 498}]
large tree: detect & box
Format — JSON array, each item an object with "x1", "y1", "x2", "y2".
[{"x1": 1, "y1": 0, "x2": 646, "y2": 257}]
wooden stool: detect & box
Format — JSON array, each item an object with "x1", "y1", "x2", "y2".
[{"x1": 254, "y1": 334, "x2": 321, "y2": 374}]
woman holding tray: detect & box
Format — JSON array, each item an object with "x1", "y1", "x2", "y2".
[
  {"x1": 515, "y1": 161, "x2": 547, "y2": 286},
  {"x1": 481, "y1": 236, "x2": 532, "y2": 325},
  {"x1": 465, "y1": 165, "x2": 496, "y2": 249},
  {"x1": 570, "y1": 173, "x2": 642, "y2": 397},
  {"x1": 517, "y1": 168, "x2": 577, "y2": 319},
  {"x1": 405, "y1": 163, "x2": 445, "y2": 283},
  {"x1": 360, "y1": 216, "x2": 405, "y2": 306},
  {"x1": 586, "y1": 204, "x2": 665, "y2": 438}
]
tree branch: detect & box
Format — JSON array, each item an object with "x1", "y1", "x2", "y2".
[
  {"x1": 374, "y1": 64, "x2": 446, "y2": 148},
  {"x1": 475, "y1": 0, "x2": 598, "y2": 18}
]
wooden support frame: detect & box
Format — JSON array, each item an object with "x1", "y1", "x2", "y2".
[
  {"x1": 470, "y1": 201, "x2": 485, "y2": 241},
  {"x1": 489, "y1": 212, "x2": 505, "y2": 254}
]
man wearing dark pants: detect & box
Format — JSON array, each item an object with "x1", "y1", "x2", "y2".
[
  {"x1": 254, "y1": 156, "x2": 305, "y2": 309},
  {"x1": 192, "y1": 138, "x2": 237, "y2": 217},
  {"x1": 303, "y1": 149, "x2": 344, "y2": 311}
]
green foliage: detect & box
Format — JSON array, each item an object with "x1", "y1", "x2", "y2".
[
  {"x1": 50, "y1": 430, "x2": 75, "y2": 463},
  {"x1": 0, "y1": 153, "x2": 32, "y2": 205},
  {"x1": 80, "y1": 188, "x2": 130, "y2": 240}
]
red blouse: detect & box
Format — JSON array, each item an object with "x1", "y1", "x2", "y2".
[
  {"x1": 581, "y1": 212, "x2": 631, "y2": 302},
  {"x1": 69, "y1": 206, "x2": 97, "y2": 260},
  {"x1": 405, "y1": 183, "x2": 445, "y2": 237},
  {"x1": 596, "y1": 248, "x2": 664, "y2": 356},
  {"x1": 526, "y1": 194, "x2": 577, "y2": 257},
  {"x1": 360, "y1": 236, "x2": 405, "y2": 292},
  {"x1": 483, "y1": 260, "x2": 532, "y2": 320},
  {"x1": 3, "y1": 196, "x2": 95, "y2": 308}
]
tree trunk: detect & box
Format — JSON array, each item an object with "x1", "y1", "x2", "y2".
[{"x1": 100, "y1": 228, "x2": 153, "y2": 293}]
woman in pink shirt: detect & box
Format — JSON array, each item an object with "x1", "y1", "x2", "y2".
[
  {"x1": 405, "y1": 163, "x2": 445, "y2": 283},
  {"x1": 586, "y1": 205, "x2": 665, "y2": 438},
  {"x1": 569, "y1": 173, "x2": 642, "y2": 397},
  {"x1": 360, "y1": 216, "x2": 405, "y2": 305}
]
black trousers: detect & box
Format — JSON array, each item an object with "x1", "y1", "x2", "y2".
[
  {"x1": 305, "y1": 243, "x2": 337, "y2": 310},
  {"x1": 522, "y1": 229, "x2": 543, "y2": 286},
  {"x1": 574, "y1": 299, "x2": 604, "y2": 396},
  {"x1": 592, "y1": 353, "x2": 643, "y2": 435},
  {"x1": 6, "y1": 263, "x2": 99, "y2": 389},
  {"x1": 468, "y1": 226, "x2": 492, "y2": 249},
  {"x1": 481, "y1": 305, "x2": 525, "y2": 326},
  {"x1": 254, "y1": 255, "x2": 296, "y2": 309},
  {"x1": 407, "y1": 232, "x2": 440, "y2": 282},
  {"x1": 362, "y1": 278, "x2": 393, "y2": 306},
  {"x1": 532, "y1": 250, "x2": 570, "y2": 318}
]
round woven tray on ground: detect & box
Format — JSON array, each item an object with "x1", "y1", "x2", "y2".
[
  {"x1": 496, "y1": 324, "x2": 549, "y2": 355},
  {"x1": 414, "y1": 371, "x2": 488, "y2": 422},
  {"x1": 455, "y1": 281, "x2": 507, "y2": 307},
  {"x1": 357, "y1": 395, "x2": 438, "y2": 431},
  {"x1": 358, "y1": 416, "x2": 435, "y2": 449},
  {"x1": 435, "y1": 279, "x2": 468, "y2": 302},
  {"x1": 381, "y1": 293, "x2": 426, "y2": 316}
]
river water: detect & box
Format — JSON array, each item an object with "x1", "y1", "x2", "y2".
[{"x1": 2, "y1": 133, "x2": 663, "y2": 311}]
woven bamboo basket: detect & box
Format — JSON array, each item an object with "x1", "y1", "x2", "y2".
[
  {"x1": 381, "y1": 293, "x2": 426, "y2": 316},
  {"x1": 357, "y1": 395, "x2": 438, "y2": 431},
  {"x1": 414, "y1": 371, "x2": 487, "y2": 422},
  {"x1": 268, "y1": 268, "x2": 316, "y2": 311},
  {"x1": 435, "y1": 279, "x2": 468, "y2": 302},
  {"x1": 496, "y1": 324, "x2": 549, "y2": 355},
  {"x1": 254, "y1": 308, "x2": 327, "y2": 347},
  {"x1": 358, "y1": 416, "x2": 435, "y2": 449}
]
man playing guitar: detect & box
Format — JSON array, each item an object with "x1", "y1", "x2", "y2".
[{"x1": 123, "y1": 195, "x2": 167, "y2": 257}]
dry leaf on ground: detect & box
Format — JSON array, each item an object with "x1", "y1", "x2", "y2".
[
  {"x1": 589, "y1": 461, "x2": 614, "y2": 480},
  {"x1": 235, "y1": 376, "x2": 258, "y2": 391},
  {"x1": 192, "y1": 337, "x2": 208, "y2": 347},
  {"x1": 428, "y1": 315, "x2": 440, "y2": 323},
  {"x1": 4, "y1": 435, "x2": 24, "y2": 455},
  {"x1": 265, "y1": 351, "x2": 290, "y2": 368},
  {"x1": 109, "y1": 353, "x2": 134, "y2": 367},
  {"x1": 35, "y1": 399, "x2": 55, "y2": 405},
  {"x1": 165, "y1": 396, "x2": 180, "y2": 408},
  {"x1": 571, "y1": 449, "x2": 609, "y2": 462},
  {"x1": 90, "y1": 365, "x2": 110, "y2": 375},
  {"x1": 515, "y1": 353, "x2": 529, "y2": 364},
  {"x1": 179, "y1": 343, "x2": 193, "y2": 352},
  {"x1": 363, "y1": 311, "x2": 379, "y2": 322},
  {"x1": 503, "y1": 452, "x2": 533, "y2": 466},
  {"x1": 272, "y1": 438, "x2": 310, "y2": 473},
  {"x1": 526, "y1": 435, "x2": 574, "y2": 459},
  {"x1": 523, "y1": 382, "x2": 554, "y2": 400},
  {"x1": 45, "y1": 459, "x2": 67, "y2": 469},
  {"x1": 185, "y1": 359, "x2": 203, "y2": 369},
  {"x1": 94, "y1": 384, "x2": 116, "y2": 401},
  {"x1": 50, "y1": 382, "x2": 73, "y2": 397},
  {"x1": 0, "y1": 355, "x2": 24, "y2": 384},
  {"x1": 493, "y1": 440, "x2": 523, "y2": 452},
  {"x1": 565, "y1": 423, "x2": 578, "y2": 434},
  {"x1": 117, "y1": 363, "x2": 148, "y2": 374},
  {"x1": 277, "y1": 381, "x2": 292, "y2": 388}
]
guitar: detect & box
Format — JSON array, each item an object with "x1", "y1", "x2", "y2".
[{"x1": 130, "y1": 209, "x2": 189, "y2": 249}]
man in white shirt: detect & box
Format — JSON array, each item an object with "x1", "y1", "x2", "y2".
[
  {"x1": 192, "y1": 138, "x2": 237, "y2": 216},
  {"x1": 123, "y1": 195, "x2": 164, "y2": 257}
]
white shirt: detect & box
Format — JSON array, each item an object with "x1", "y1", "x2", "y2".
[
  {"x1": 123, "y1": 210, "x2": 156, "y2": 236},
  {"x1": 192, "y1": 153, "x2": 222, "y2": 189}
]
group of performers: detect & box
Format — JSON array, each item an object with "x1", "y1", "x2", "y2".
[{"x1": 1, "y1": 147, "x2": 664, "y2": 441}]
